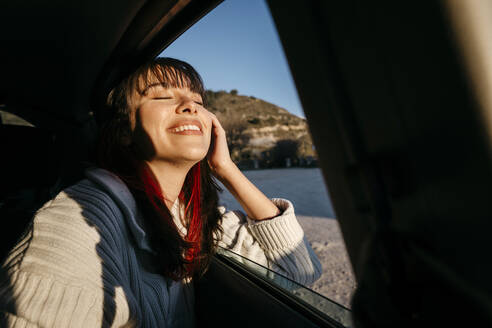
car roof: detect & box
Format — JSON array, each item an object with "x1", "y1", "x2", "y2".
[{"x1": 0, "y1": 0, "x2": 220, "y2": 129}]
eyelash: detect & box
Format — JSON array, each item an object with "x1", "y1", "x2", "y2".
[{"x1": 152, "y1": 97, "x2": 203, "y2": 106}]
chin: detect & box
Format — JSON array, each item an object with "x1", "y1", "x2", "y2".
[{"x1": 178, "y1": 149, "x2": 208, "y2": 163}]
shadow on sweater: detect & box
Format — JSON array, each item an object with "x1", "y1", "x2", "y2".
[
  {"x1": 0, "y1": 229, "x2": 36, "y2": 326},
  {"x1": 0, "y1": 198, "x2": 37, "y2": 327},
  {"x1": 77, "y1": 192, "x2": 135, "y2": 327},
  {"x1": 0, "y1": 188, "x2": 126, "y2": 327},
  {"x1": 0, "y1": 257, "x2": 15, "y2": 327},
  {"x1": 1, "y1": 188, "x2": 139, "y2": 327}
]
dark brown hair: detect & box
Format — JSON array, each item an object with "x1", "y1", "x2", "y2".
[{"x1": 97, "y1": 57, "x2": 223, "y2": 280}]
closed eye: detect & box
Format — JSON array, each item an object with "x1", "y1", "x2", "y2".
[
  {"x1": 195, "y1": 101, "x2": 203, "y2": 106},
  {"x1": 153, "y1": 97, "x2": 172, "y2": 100}
]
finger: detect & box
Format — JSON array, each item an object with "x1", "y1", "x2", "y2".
[{"x1": 210, "y1": 115, "x2": 225, "y2": 134}]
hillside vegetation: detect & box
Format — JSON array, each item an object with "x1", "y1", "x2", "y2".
[{"x1": 206, "y1": 90, "x2": 317, "y2": 168}]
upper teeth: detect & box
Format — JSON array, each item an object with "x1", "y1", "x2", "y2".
[{"x1": 174, "y1": 125, "x2": 200, "y2": 132}]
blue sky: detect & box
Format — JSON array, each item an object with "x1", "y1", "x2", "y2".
[{"x1": 159, "y1": 0, "x2": 305, "y2": 118}]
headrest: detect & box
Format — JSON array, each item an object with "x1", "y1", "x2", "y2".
[{"x1": 0, "y1": 124, "x2": 60, "y2": 198}]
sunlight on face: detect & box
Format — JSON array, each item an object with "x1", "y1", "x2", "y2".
[{"x1": 132, "y1": 84, "x2": 213, "y2": 165}]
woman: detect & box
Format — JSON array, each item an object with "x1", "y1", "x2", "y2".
[{"x1": 0, "y1": 57, "x2": 321, "y2": 327}]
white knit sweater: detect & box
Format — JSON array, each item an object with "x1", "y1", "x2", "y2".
[{"x1": 0, "y1": 168, "x2": 322, "y2": 327}]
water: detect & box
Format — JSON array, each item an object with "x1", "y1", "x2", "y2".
[{"x1": 217, "y1": 168, "x2": 335, "y2": 218}]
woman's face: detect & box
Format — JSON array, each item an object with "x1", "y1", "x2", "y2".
[{"x1": 131, "y1": 83, "x2": 213, "y2": 165}]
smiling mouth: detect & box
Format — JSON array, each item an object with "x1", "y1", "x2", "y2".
[
  {"x1": 169, "y1": 125, "x2": 203, "y2": 135},
  {"x1": 172, "y1": 125, "x2": 201, "y2": 132}
]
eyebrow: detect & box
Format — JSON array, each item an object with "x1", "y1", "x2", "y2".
[
  {"x1": 142, "y1": 83, "x2": 202, "y2": 101},
  {"x1": 142, "y1": 83, "x2": 167, "y2": 95}
]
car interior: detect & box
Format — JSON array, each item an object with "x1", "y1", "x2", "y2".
[{"x1": 1, "y1": 0, "x2": 492, "y2": 327}]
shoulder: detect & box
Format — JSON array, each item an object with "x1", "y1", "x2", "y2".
[
  {"x1": 0, "y1": 169, "x2": 138, "y2": 326},
  {"x1": 39, "y1": 178, "x2": 128, "y2": 241},
  {"x1": 2, "y1": 175, "x2": 133, "y2": 286},
  {"x1": 49, "y1": 167, "x2": 139, "y2": 238}
]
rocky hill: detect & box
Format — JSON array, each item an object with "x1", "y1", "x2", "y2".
[{"x1": 206, "y1": 90, "x2": 317, "y2": 168}]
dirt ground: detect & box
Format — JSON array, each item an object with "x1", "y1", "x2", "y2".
[{"x1": 298, "y1": 215, "x2": 356, "y2": 309}]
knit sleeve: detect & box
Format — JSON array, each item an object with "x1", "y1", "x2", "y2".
[
  {"x1": 216, "y1": 198, "x2": 322, "y2": 286},
  {"x1": 0, "y1": 184, "x2": 137, "y2": 327},
  {"x1": 0, "y1": 270, "x2": 135, "y2": 328}
]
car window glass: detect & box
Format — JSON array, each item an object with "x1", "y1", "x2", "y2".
[
  {"x1": 217, "y1": 246, "x2": 353, "y2": 328},
  {"x1": 159, "y1": 0, "x2": 356, "y2": 310},
  {"x1": 0, "y1": 109, "x2": 34, "y2": 127}
]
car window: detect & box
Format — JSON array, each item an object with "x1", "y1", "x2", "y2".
[
  {"x1": 217, "y1": 246, "x2": 353, "y2": 328},
  {"x1": 159, "y1": 0, "x2": 356, "y2": 311},
  {"x1": 0, "y1": 108, "x2": 34, "y2": 127}
]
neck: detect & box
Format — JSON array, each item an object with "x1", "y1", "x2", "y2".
[{"x1": 146, "y1": 160, "x2": 195, "y2": 209}]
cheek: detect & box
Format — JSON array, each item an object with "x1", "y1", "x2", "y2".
[{"x1": 139, "y1": 107, "x2": 165, "y2": 135}]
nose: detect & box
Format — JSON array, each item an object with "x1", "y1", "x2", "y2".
[{"x1": 176, "y1": 98, "x2": 198, "y2": 115}]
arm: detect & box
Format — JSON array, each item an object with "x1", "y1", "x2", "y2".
[
  {"x1": 216, "y1": 198, "x2": 322, "y2": 286},
  {"x1": 207, "y1": 113, "x2": 279, "y2": 221},
  {"x1": 0, "y1": 185, "x2": 134, "y2": 327},
  {"x1": 207, "y1": 113, "x2": 322, "y2": 285},
  {"x1": 214, "y1": 162, "x2": 281, "y2": 220}
]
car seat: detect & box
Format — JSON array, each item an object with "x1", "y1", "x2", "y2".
[{"x1": 0, "y1": 122, "x2": 61, "y2": 262}]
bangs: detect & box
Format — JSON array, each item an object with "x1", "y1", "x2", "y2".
[{"x1": 134, "y1": 57, "x2": 205, "y2": 99}]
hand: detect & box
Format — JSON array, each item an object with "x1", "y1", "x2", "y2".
[
  {"x1": 206, "y1": 113, "x2": 235, "y2": 178},
  {"x1": 204, "y1": 112, "x2": 280, "y2": 220}
]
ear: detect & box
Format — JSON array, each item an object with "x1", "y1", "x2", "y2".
[
  {"x1": 121, "y1": 132, "x2": 132, "y2": 146},
  {"x1": 114, "y1": 115, "x2": 133, "y2": 147},
  {"x1": 121, "y1": 106, "x2": 137, "y2": 146}
]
